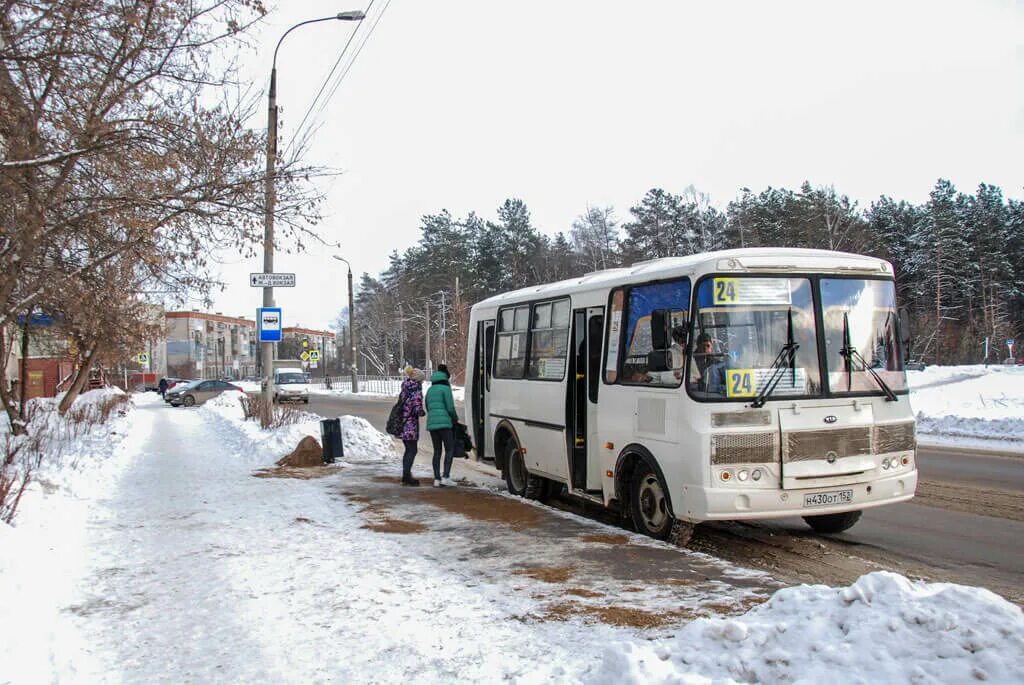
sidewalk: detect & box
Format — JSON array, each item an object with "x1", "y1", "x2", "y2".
[{"x1": 43, "y1": 396, "x2": 776, "y2": 683}]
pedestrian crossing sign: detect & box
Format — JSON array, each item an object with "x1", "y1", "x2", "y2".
[
  {"x1": 308, "y1": 350, "x2": 321, "y2": 362},
  {"x1": 137, "y1": 353, "x2": 149, "y2": 365}
]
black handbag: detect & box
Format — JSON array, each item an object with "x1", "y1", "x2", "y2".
[
  {"x1": 385, "y1": 395, "x2": 405, "y2": 437},
  {"x1": 453, "y1": 422, "x2": 473, "y2": 458}
]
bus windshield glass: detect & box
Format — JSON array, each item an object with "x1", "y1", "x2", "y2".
[
  {"x1": 821, "y1": 278, "x2": 907, "y2": 394},
  {"x1": 276, "y1": 373, "x2": 306, "y2": 385},
  {"x1": 689, "y1": 277, "x2": 821, "y2": 400}
]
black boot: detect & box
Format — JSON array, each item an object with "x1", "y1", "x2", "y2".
[{"x1": 401, "y1": 475, "x2": 420, "y2": 486}]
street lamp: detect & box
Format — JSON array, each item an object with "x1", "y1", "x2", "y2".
[
  {"x1": 333, "y1": 255, "x2": 358, "y2": 393},
  {"x1": 260, "y1": 11, "x2": 365, "y2": 424}
]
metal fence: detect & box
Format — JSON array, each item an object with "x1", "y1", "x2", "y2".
[{"x1": 315, "y1": 375, "x2": 404, "y2": 395}]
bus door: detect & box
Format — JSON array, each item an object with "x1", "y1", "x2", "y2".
[
  {"x1": 568, "y1": 307, "x2": 604, "y2": 491},
  {"x1": 471, "y1": 319, "x2": 495, "y2": 459}
]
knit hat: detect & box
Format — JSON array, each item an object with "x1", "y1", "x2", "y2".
[{"x1": 405, "y1": 366, "x2": 425, "y2": 381}]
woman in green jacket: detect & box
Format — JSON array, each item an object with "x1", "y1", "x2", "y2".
[{"x1": 424, "y1": 369, "x2": 459, "y2": 487}]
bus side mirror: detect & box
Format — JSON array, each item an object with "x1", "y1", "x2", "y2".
[{"x1": 650, "y1": 309, "x2": 669, "y2": 350}]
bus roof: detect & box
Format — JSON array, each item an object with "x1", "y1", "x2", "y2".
[{"x1": 471, "y1": 247, "x2": 893, "y2": 310}]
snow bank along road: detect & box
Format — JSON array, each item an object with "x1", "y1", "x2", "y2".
[{"x1": 303, "y1": 392, "x2": 1024, "y2": 605}]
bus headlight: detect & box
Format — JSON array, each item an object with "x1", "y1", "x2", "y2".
[
  {"x1": 720, "y1": 470, "x2": 732, "y2": 482},
  {"x1": 737, "y1": 469, "x2": 749, "y2": 482},
  {"x1": 881, "y1": 457, "x2": 891, "y2": 470},
  {"x1": 751, "y1": 469, "x2": 762, "y2": 481}
]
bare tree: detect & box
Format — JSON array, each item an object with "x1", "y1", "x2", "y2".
[
  {"x1": 570, "y1": 205, "x2": 619, "y2": 271},
  {"x1": 0, "y1": 0, "x2": 327, "y2": 426}
]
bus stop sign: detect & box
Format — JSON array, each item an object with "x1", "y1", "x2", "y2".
[{"x1": 258, "y1": 307, "x2": 282, "y2": 342}]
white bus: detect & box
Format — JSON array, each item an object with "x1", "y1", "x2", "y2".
[{"x1": 465, "y1": 248, "x2": 917, "y2": 544}]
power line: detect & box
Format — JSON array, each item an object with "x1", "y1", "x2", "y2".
[
  {"x1": 317, "y1": 0, "x2": 392, "y2": 120},
  {"x1": 284, "y1": 1, "x2": 375, "y2": 159},
  {"x1": 289, "y1": 0, "x2": 392, "y2": 157}
]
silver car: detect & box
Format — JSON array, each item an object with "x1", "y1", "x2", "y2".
[{"x1": 168, "y1": 379, "x2": 242, "y2": 407}]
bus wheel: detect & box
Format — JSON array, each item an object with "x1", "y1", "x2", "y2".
[
  {"x1": 525, "y1": 475, "x2": 552, "y2": 502},
  {"x1": 504, "y1": 440, "x2": 529, "y2": 496},
  {"x1": 802, "y1": 510, "x2": 862, "y2": 534},
  {"x1": 629, "y1": 462, "x2": 676, "y2": 541}
]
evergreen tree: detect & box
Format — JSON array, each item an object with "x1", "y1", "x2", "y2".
[
  {"x1": 909, "y1": 179, "x2": 970, "y2": 361},
  {"x1": 620, "y1": 188, "x2": 686, "y2": 263}
]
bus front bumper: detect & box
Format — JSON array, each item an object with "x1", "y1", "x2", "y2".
[{"x1": 685, "y1": 469, "x2": 917, "y2": 522}]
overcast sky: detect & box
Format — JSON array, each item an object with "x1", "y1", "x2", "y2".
[{"x1": 204, "y1": 0, "x2": 1024, "y2": 331}]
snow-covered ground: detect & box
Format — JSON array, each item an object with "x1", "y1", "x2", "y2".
[
  {"x1": 2, "y1": 389, "x2": 1022, "y2": 683},
  {"x1": 908, "y1": 364, "x2": 1024, "y2": 453}
]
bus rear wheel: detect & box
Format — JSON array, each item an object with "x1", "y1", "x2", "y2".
[
  {"x1": 503, "y1": 439, "x2": 549, "y2": 500},
  {"x1": 504, "y1": 440, "x2": 529, "y2": 496},
  {"x1": 802, "y1": 510, "x2": 862, "y2": 534}
]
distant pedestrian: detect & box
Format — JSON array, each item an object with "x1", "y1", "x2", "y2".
[
  {"x1": 425, "y1": 369, "x2": 459, "y2": 487},
  {"x1": 158, "y1": 377, "x2": 168, "y2": 399},
  {"x1": 398, "y1": 366, "x2": 426, "y2": 486}
]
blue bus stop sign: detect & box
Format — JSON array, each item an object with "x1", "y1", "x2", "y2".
[{"x1": 258, "y1": 307, "x2": 282, "y2": 342}]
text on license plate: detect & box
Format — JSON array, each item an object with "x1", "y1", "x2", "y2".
[{"x1": 803, "y1": 489, "x2": 853, "y2": 508}]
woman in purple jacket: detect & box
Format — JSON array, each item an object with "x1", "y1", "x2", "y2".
[{"x1": 398, "y1": 366, "x2": 426, "y2": 486}]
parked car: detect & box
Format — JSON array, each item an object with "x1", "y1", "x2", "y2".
[
  {"x1": 904, "y1": 360, "x2": 927, "y2": 371},
  {"x1": 168, "y1": 379, "x2": 242, "y2": 407},
  {"x1": 163, "y1": 379, "x2": 196, "y2": 403}
]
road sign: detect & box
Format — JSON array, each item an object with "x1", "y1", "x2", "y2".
[
  {"x1": 250, "y1": 272, "x2": 296, "y2": 287},
  {"x1": 309, "y1": 361, "x2": 318, "y2": 369},
  {"x1": 308, "y1": 350, "x2": 320, "y2": 362},
  {"x1": 300, "y1": 351, "x2": 310, "y2": 361},
  {"x1": 136, "y1": 352, "x2": 149, "y2": 365},
  {"x1": 258, "y1": 307, "x2": 282, "y2": 342}
]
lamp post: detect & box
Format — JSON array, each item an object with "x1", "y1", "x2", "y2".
[
  {"x1": 260, "y1": 11, "x2": 365, "y2": 424},
  {"x1": 333, "y1": 255, "x2": 358, "y2": 392}
]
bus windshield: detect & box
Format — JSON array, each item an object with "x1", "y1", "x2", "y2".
[
  {"x1": 276, "y1": 373, "x2": 307, "y2": 385},
  {"x1": 821, "y1": 278, "x2": 907, "y2": 394},
  {"x1": 689, "y1": 277, "x2": 821, "y2": 400}
]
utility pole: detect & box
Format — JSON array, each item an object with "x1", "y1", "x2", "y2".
[
  {"x1": 440, "y1": 290, "x2": 447, "y2": 364},
  {"x1": 397, "y1": 305, "x2": 405, "y2": 370},
  {"x1": 261, "y1": 11, "x2": 366, "y2": 423},
  {"x1": 259, "y1": 56, "x2": 279, "y2": 424},
  {"x1": 333, "y1": 256, "x2": 358, "y2": 392},
  {"x1": 425, "y1": 300, "x2": 431, "y2": 374}
]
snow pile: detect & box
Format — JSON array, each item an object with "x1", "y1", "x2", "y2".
[
  {"x1": 908, "y1": 365, "x2": 1024, "y2": 450},
  {"x1": 199, "y1": 391, "x2": 395, "y2": 465},
  {"x1": 600, "y1": 571, "x2": 1024, "y2": 684},
  {"x1": 0, "y1": 388, "x2": 143, "y2": 682}
]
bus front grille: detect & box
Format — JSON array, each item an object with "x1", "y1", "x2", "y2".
[
  {"x1": 874, "y1": 421, "x2": 916, "y2": 453},
  {"x1": 711, "y1": 432, "x2": 778, "y2": 465},
  {"x1": 784, "y1": 427, "x2": 872, "y2": 463}
]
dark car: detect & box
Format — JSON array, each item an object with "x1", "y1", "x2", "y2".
[
  {"x1": 168, "y1": 379, "x2": 242, "y2": 407},
  {"x1": 904, "y1": 360, "x2": 926, "y2": 371}
]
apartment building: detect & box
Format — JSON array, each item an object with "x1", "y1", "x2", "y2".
[{"x1": 165, "y1": 311, "x2": 258, "y2": 380}]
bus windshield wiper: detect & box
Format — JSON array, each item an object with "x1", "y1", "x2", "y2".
[
  {"x1": 750, "y1": 308, "x2": 799, "y2": 408},
  {"x1": 838, "y1": 311, "x2": 897, "y2": 402}
]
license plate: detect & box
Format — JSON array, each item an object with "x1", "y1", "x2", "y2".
[{"x1": 803, "y1": 489, "x2": 853, "y2": 508}]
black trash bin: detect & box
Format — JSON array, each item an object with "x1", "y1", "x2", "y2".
[{"x1": 320, "y1": 418, "x2": 343, "y2": 464}]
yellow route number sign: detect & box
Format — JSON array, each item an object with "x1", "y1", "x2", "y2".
[
  {"x1": 713, "y1": 278, "x2": 738, "y2": 304},
  {"x1": 725, "y1": 369, "x2": 757, "y2": 398}
]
